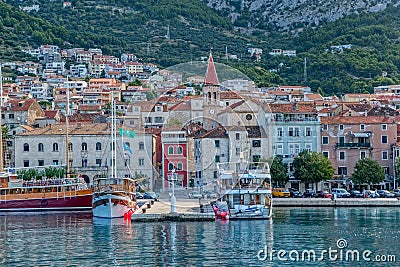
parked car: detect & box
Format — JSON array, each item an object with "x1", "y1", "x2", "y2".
[
  {"x1": 377, "y1": 190, "x2": 395, "y2": 198},
  {"x1": 143, "y1": 191, "x2": 159, "y2": 201},
  {"x1": 331, "y1": 188, "x2": 351, "y2": 198},
  {"x1": 288, "y1": 188, "x2": 303, "y2": 198},
  {"x1": 203, "y1": 190, "x2": 218, "y2": 199},
  {"x1": 316, "y1": 190, "x2": 333, "y2": 199},
  {"x1": 303, "y1": 189, "x2": 317, "y2": 198},
  {"x1": 136, "y1": 192, "x2": 143, "y2": 199},
  {"x1": 188, "y1": 191, "x2": 202, "y2": 199},
  {"x1": 349, "y1": 190, "x2": 363, "y2": 198},
  {"x1": 365, "y1": 190, "x2": 380, "y2": 198},
  {"x1": 393, "y1": 189, "x2": 400, "y2": 197},
  {"x1": 272, "y1": 188, "x2": 290, "y2": 198}
]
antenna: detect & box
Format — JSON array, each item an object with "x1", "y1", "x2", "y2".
[
  {"x1": 165, "y1": 25, "x2": 170, "y2": 39},
  {"x1": 303, "y1": 57, "x2": 308, "y2": 85}
]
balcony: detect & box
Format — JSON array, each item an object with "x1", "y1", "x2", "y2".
[{"x1": 336, "y1": 142, "x2": 371, "y2": 148}]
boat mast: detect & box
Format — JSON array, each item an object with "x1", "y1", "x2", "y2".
[
  {"x1": 0, "y1": 63, "x2": 3, "y2": 172},
  {"x1": 65, "y1": 77, "x2": 70, "y2": 178},
  {"x1": 111, "y1": 95, "x2": 116, "y2": 178}
]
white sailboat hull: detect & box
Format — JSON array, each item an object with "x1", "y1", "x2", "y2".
[{"x1": 92, "y1": 194, "x2": 134, "y2": 218}]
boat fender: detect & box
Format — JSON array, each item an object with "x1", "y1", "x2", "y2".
[{"x1": 41, "y1": 199, "x2": 48, "y2": 207}]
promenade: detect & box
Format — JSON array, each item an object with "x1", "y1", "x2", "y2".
[{"x1": 130, "y1": 193, "x2": 400, "y2": 222}]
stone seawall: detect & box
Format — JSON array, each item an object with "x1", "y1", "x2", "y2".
[{"x1": 273, "y1": 198, "x2": 400, "y2": 207}]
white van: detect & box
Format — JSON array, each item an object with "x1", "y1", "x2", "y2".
[{"x1": 331, "y1": 188, "x2": 351, "y2": 198}]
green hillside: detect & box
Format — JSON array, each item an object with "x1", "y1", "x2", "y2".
[{"x1": 2, "y1": 1, "x2": 400, "y2": 96}]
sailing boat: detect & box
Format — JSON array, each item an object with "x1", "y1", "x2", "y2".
[{"x1": 92, "y1": 98, "x2": 137, "y2": 218}]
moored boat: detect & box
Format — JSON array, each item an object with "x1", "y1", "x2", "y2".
[
  {"x1": 91, "y1": 98, "x2": 137, "y2": 218},
  {"x1": 212, "y1": 161, "x2": 273, "y2": 220},
  {"x1": 0, "y1": 172, "x2": 92, "y2": 211}
]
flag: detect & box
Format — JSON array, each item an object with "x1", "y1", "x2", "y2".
[
  {"x1": 123, "y1": 142, "x2": 133, "y2": 154},
  {"x1": 118, "y1": 128, "x2": 136, "y2": 138}
]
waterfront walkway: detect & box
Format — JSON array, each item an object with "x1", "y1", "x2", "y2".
[{"x1": 131, "y1": 195, "x2": 400, "y2": 222}]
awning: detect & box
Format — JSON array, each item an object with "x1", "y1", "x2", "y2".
[{"x1": 352, "y1": 132, "x2": 371, "y2": 138}]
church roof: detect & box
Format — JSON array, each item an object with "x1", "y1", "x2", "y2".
[{"x1": 204, "y1": 52, "x2": 219, "y2": 85}]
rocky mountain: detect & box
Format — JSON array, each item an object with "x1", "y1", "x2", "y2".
[{"x1": 205, "y1": 0, "x2": 400, "y2": 32}]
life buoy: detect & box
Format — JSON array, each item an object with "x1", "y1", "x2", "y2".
[{"x1": 41, "y1": 199, "x2": 48, "y2": 207}]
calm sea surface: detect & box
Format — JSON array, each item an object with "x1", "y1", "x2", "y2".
[{"x1": 0, "y1": 208, "x2": 399, "y2": 266}]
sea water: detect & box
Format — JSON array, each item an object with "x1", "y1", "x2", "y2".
[{"x1": 0, "y1": 208, "x2": 399, "y2": 266}]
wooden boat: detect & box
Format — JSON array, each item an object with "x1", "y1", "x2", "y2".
[
  {"x1": 211, "y1": 161, "x2": 273, "y2": 220},
  {"x1": 0, "y1": 173, "x2": 92, "y2": 211},
  {"x1": 92, "y1": 98, "x2": 137, "y2": 218}
]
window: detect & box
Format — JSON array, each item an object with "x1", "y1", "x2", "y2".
[
  {"x1": 215, "y1": 155, "x2": 220, "y2": 163},
  {"x1": 139, "y1": 142, "x2": 144, "y2": 150},
  {"x1": 38, "y1": 160, "x2": 44, "y2": 166},
  {"x1": 305, "y1": 143, "x2": 312, "y2": 151},
  {"x1": 168, "y1": 163, "x2": 174, "y2": 171},
  {"x1": 323, "y1": 124, "x2": 328, "y2": 130},
  {"x1": 382, "y1": 135, "x2": 388, "y2": 144},
  {"x1": 305, "y1": 127, "x2": 311, "y2": 137},
  {"x1": 38, "y1": 143, "x2": 44, "y2": 152},
  {"x1": 382, "y1": 124, "x2": 387, "y2": 130},
  {"x1": 339, "y1": 151, "x2": 345, "y2": 160},
  {"x1": 53, "y1": 143, "x2": 59, "y2": 152},
  {"x1": 177, "y1": 146, "x2": 183, "y2": 154},
  {"x1": 139, "y1": 158, "x2": 145, "y2": 166},
  {"x1": 23, "y1": 160, "x2": 29, "y2": 167},
  {"x1": 53, "y1": 160, "x2": 59, "y2": 166},
  {"x1": 289, "y1": 143, "x2": 300, "y2": 154},
  {"x1": 96, "y1": 159, "x2": 102, "y2": 166},
  {"x1": 177, "y1": 162, "x2": 183, "y2": 170},
  {"x1": 322, "y1": 136, "x2": 329, "y2": 145},
  {"x1": 82, "y1": 159, "x2": 88, "y2": 167},
  {"x1": 276, "y1": 144, "x2": 283, "y2": 155},
  {"x1": 236, "y1": 148, "x2": 240, "y2": 156},
  {"x1": 339, "y1": 137, "x2": 345, "y2": 144},
  {"x1": 360, "y1": 151, "x2": 366, "y2": 159},
  {"x1": 360, "y1": 124, "x2": 365, "y2": 130},
  {"x1": 322, "y1": 151, "x2": 329, "y2": 158},
  {"x1": 245, "y1": 114, "x2": 252, "y2": 121},
  {"x1": 23, "y1": 143, "x2": 29, "y2": 152},
  {"x1": 338, "y1": 167, "x2": 347, "y2": 175},
  {"x1": 288, "y1": 127, "x2": 294, "y2": 137},
  {"x1": 277, "y1": 128, "x2": 283, "y2": 137},
  {"x1": 68, "y1": 142, "x2": 73, "y2": 151},
  {"x1": 382, "y1": 151, "x2": 388, "y2": 160},
  {"x1": 294, "y1": 128, "x2": 300, "y2": 136},
  {"x1": 215, "y1": 140, "x2": 220, "y2": 148},
  {"x1": 81, "y1": 142, "x2": 88, "y2": 151},
  {"x1": 96, "y1": 142, "x2": 102, "y2": 151},
  {"x1": 252, "y1": 140, "x2": 261, "y2": 147},
  {"x1": 235, "y1": 133, "x2": 240, "y2": 140},
  {"x1": 339, "y1": 124, "x2": 344, "y2": 130},
  {"x1": 168, "y1": 147, "x2": 174, "y2": 155},
  {"x1": 9, "y1": 114, "x2": 14, "y2": 119},
  {"x1": 253, "y1": 155, "x2": 260, "y2": 162},
  {"x1": 383, "y1": 167, "x2": 389, "y2": 175}
]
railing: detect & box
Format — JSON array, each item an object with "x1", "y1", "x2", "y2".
[
  {"x1": 336, "y1": 142, "x2": 371, "y2": 148},
  {"x1": 274, "y1": 117, "x2": 319, "y2": 123},
  {"x1": 94, "y1": 184, "x2": 134, "y2": 193}
]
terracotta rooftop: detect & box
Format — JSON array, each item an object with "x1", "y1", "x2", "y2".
[
  {"x1": 269, "y1": 102, "x2": 317, "y2": 113},
  {"x1": 320, "y1": 116, "x2": 396, "y2": 124},
  {"x1": 204, "y1": 52, "x2": 219, "y2": 85},
  {"x1": 44, "y1": 110, "x2": 58, "y2": 119},
  {"x1": 197, "y1": 125, "x2": 227, "y2": 139},
  {"x1": 169, "y1": 101, "x2": 191, "y2": 111},
  {"x1": 2, "y1": 99, "x2": 37, "y2": 112}
]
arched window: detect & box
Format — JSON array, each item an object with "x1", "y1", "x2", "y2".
[
  {"x1": 177, "y1": 146, "x2": 183, "y2": 155},
  {"x1": 168, "y1": 163, "x2": 174, "y2": 171},
  {"x1": 53, "y1": 143, "x2": 59, "y2": 152},
  {"x1": 139, "y1": 142, "x2": 144, "y2": 150},
  {"x1": 81, "y1": 142, "x2": 87, "y2": 151},
  {"x1": 177, "y1": 162, "x2": 183, "y2": 171},
  {"x1": 23, "y1": 143, "x2": 29, "y2": 152},
  {"x1": 38, "y1": 143, "x2": 44, "y2": 152},
  {"x1": 168, "y1": 147, "x2": 174, "y2": 155},
  {"x1": 96, "y1": 142, "x2": 102, "y2": 151},
  {"x1": 68, "y1": 142, "x2": 73, "y2": 151}
]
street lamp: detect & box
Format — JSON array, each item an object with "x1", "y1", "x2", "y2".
[{"x1": 170, "y1": 168, "x2": 177, "y2": 213}]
